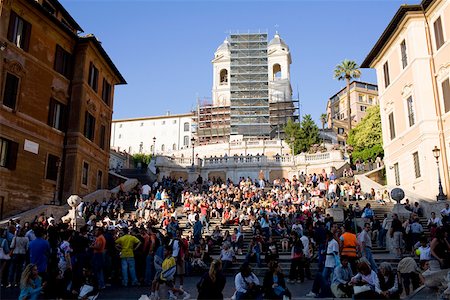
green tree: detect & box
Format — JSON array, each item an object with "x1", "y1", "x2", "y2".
[
  {"x1": 132, "y1": 153, "x2": 152, "y2": 168},
  {"x1": 320, "y1": 113, "x2": 328, "y2": 130},
  {"x1": 284, "y1": 118, "x2": 301, "y2": 154},
  {"x1": 347, "y1": 105, "x2": 383, "y2": 162},
  {"x1": 333, "y1": 59, "x2": 361, "y2": 133},
  {"x1": 298, "y1": 115, "x2": 320, "y2": 153}
]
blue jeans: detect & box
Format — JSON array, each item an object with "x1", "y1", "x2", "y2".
[
  {"x1": 121, "y1": 257, "x2": 138, "y2": 286},
  {"x1": 245, "y1": 252, "x2": 262, "y2": 267},
  {"x1": 322, "y1": 266, "x2": 334, "y2": 284},
  {"x1": 365, "y1": 247, "x2": 378, "y2": 273},
  {"x1": 144, "y1": 254, "x2": 155, "y2": 285},
  {"x1": 235, "y1": 291, "x2": 263, "y2": 300},
  {"x1": 378, "y1": 228, "x2": 386, "y2": 247},
  {"x1": 92, "y1": 253, "x2": 105, "y2": 288}
]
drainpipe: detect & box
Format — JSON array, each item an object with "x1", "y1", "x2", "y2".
[{"x1": 422, "y1": 4, "x2": 450, "y2": 197}]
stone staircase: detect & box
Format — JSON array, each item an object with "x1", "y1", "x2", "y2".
[{"x1": 120, "y1": 195, "x2": 428, "y2": 277}]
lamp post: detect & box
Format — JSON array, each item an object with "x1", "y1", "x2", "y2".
[
  {"x1": 152, "y1": 137, "x2": 156, "y2": 156},
  {"x1": 191, "y1": 137, "x2": 195, "y2": 170},
  {"x1": 290, "y1": 136, "x2": 295, "y2": 166},
  {"x1": 432, "y1": 146, "x2": 447, "y2": 201}
]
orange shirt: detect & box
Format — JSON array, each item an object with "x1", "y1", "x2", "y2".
[{"x1": 93, "y1": 234, "x2": 106, "y2": 254}]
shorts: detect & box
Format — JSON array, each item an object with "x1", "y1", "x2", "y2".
[
  {"x1": 142, "y1": 194, "x2": 150, "y2": 200},
  {"x1": 393, "y1": 231, "x2": 403, "y2": 248},
  {"x1": 176, "y1": 259, "x2": 185, "y2": 275}
]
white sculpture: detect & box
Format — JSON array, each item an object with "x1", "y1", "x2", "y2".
[{"x1": 61, "y1": 195, "x2": 85, "y2": 229}]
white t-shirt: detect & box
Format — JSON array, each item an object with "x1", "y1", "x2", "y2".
[
  {"x1": 324, "y1": 239, "x2": 339, "y2": 268},
  {"x1": 142, "y1": 184, "x2": 151, "y2": 195},
  {"x1": 418, "y1": 246, "x2": 431, "y2": 261}
]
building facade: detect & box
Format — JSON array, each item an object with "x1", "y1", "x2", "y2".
[
  {"x1": 361, "y1": 0, "x2": 449, "y2": 199},
  {"x1": 110, "y1": 113, "x2": 194, "y2": 156},
  {"x1": 196, "y1": 32, "x2": 298, "y2": 144},
  {"x1": 326, "y1": 81, "x2": 379, "y2": 145},
  {"x1": 0, "y1": 0, "x2": 125, "y2": 218}
]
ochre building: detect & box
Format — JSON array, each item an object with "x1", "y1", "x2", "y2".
[{"x1": 0, "y1": 0, "x2": 126, "y2": 218}]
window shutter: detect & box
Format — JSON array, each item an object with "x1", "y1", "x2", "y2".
[
  {"x1": 443, "y1": 78, "x2": 450, "y2": 113},
  {"x1": 7, "y1": 11, "x2": 17, "y2": 42},
  {"x1": 22, "y1": 20, "x2": 31, "y2": 52},
  {"x1": 60, "y1": 104, "x2": 67, "y2": 131},
  {"x1": 48, "y1": 99, "x2": 55, "y2": 126},
  {"x1": 6, "y1": 140, "x2": 18, "y2": 170}
]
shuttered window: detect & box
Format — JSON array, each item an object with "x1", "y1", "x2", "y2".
[
  {"x1": 84, "y1": 112, "x2": 95, "y2": 141},
  {"x1": 413, "y1": 152, "x2": 421, "y2": 178},
  {"x1": 48, "y1": 99, "x2": 66, "y2": 131},
  {"x1": 389, "y1": 113, "x2": 396, "y2": 140},
  {"x1": 2, "y1": 73, "x2": 19, "y2": 109},
  {"x1": 383, "y1": 62, "x2": 390, "y2": 88},
  {"x1": 394, "y1": 163, "x2": 400, "y2": 186},
  {"x1": 401, "y1": 40, "x2": 408, "y2": 69},
  {"x1": 88, "y1": 62, "x2": 99, "y2": 92},
  {"x1": 434, "y1": 17, "x2": 445, "y2": 50},
  {"x1": 101, "y1": 79, "x2": 111, "y2": 105},
  {"x1": 442, "y1": 78, "x2": 450, "y2": 113},
  {"x1": 7, "y1": 11, "x2": 31, "y2": 51},
  {"x1": 46, "y1": 154, "x2": 59, "y2": 181},
  {"x1": 54, "y1": 45, "x2": 72, "y2": 78},
  {"x1": 0, "y1": 137, "x2": 18, "y2": 170}
]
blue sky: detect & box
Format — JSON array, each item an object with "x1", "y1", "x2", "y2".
[{"x1": 61, "y1": 0, "x2": 418, "y2": 124}]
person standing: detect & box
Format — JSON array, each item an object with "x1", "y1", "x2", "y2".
[
  {"x1": 378, "y1": 214, "x2": 388, "y2": 248},
  {"x1": 91, "y1": 227, "x2": 106, "y2": 289},
  {"x1": 288, "y1": 231, "x2": 304, "y2": 283},
  {"x1": 339, "y1": 224, "x2": 359, "y2": 273},
  {"x1": 197, "y1": 260, "x2": 226, "y2": 299},
  {"x1": 390, "y1": 214, "x2": 404, "y2": 258},
  {"x1": 115, "y1": 227, "x2": 141, "y2": 287},
  {"x1": 7, "y1": 228, "x2": 29, "y2": 288},
  {"x1": 358, "y1": 223, "x2": 377, "y2": 272},
  {"x1": 28, "y1": 227, "x2": 50, "y2": 280}
]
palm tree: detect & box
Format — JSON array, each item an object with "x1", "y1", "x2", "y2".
[
  {"x1": 320, "y1": 113, "x2": 327, "y2": 130},
  {"x1": 333, "y1": 59, "x2": 361, "y2": 133}
]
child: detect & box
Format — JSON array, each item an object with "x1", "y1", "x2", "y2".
[
  {"x1": 414, "y1": 236, "x2": 431, "y2": 261},
  {"x1": 155, "y1": 245, "x2": 190, "y2": 300}
]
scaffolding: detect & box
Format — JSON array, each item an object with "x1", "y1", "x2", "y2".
[
  {"x1": 269, "y1": 96, "x2": 299, "y2": 139},
  {"x1": 194, "y1": 99, "x2": 230, "y2": 145},
  {"x1": 229, "y1": 33, "x2": 270, "y2": 138}
]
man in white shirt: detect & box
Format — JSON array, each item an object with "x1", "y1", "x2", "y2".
[
  {"x1": 300, "y1": 233, "x2": 312, "y2": 280},
  {"x1": 141, "y1": 184, "x2": 151, "y2": 200},
  {"x1": 358, "y1": 223, "x2": 377, "y2": 272},
  {"x1": 440, "y1": 203, "x2": 450, "y2": 224},
  {"x1": 327, "y1": 181, "x2": 337, "y2": 201}
]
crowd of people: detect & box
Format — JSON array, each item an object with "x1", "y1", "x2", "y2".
[{"x1": 0, "y1": 169, "x2": 449, "y2": 300}]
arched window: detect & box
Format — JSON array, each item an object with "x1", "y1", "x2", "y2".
[
  {"x1": 220, "y1": 69, "x2": 228, "y2": 84},
  {"x1": 172, "y1": 143, "x2": 177, "y2": 150},
  {"x1": 273, "y1": 64, "x2": 282, "y2": 80},
  {"x1": 161, "y1": 144, "x2": 165, "y2": 152},
  {"x1": 184, "y1": 122, "x2": 189, "y2": 132},
  {"x1": 183, "y1": 136, "x2": 189, "y2": 146}
]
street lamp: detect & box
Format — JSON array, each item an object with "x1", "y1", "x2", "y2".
[
  {"x1": 191, "y1": 137, "x2": 196, "y2": 169},
  {"x1": 432, "y1": 146, "x2": 447, "y2": 201},
  {"x1": 290, "y1": 136, "x2": 295, "y2": 166},
  {"x1": 152, "y1": 137, "x2": 156, "y2": 156}
]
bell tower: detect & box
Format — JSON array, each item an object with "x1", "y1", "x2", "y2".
[{"x1": 212, "y1": 39, "x2": 231, "y2": 106}]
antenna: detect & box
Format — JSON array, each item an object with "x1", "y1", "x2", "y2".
[{"x1": 274, "y1": 24, "x2": 279, "y2": 34}]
